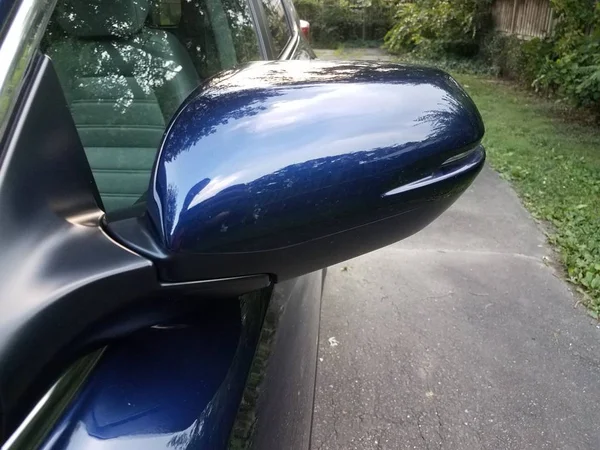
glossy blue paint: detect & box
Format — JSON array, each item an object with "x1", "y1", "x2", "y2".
[
  {"x1": 0, "y1": 0, "x2": 15, "y2": 23},
  {"x1": 41, "y1": 298, "x2": 265, "y2": 450},
  {"x1": 149, "y1": 60, "x2": 484, "y2": 258}
]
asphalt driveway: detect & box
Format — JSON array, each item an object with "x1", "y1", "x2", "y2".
[{"x1": 312, "y1": 49, "x2": 600, "y2": 450}]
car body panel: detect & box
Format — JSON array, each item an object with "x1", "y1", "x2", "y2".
[
  {"x1": 37, "y1": 273, "x2": 323, "y2": 450},
  {"x1": 39, "y1": 291, "x2": 267, "y2": 450},
  {"x1": 0, "y1": 2, "x2": 325, "y2": 448},
  {"x1": 234, "y1": 272, "x2": 323, "y2": 450}
]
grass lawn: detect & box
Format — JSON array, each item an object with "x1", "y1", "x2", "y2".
[{"x1": 454, "y1": 74, "x2": 600, "y2": 314}]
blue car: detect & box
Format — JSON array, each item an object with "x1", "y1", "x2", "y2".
[{"x1": 0, "y1": 0, "x2": 484, "y2": 448}]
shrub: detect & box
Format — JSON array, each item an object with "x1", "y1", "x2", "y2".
[
  {"x1": 482, "y1": 34, "x2": 552, "y2": 83},
  {"x1": 294, "y1": 0, "x2": 394, "y2": 48},
  {"x1": 530, "y1": 0, "x2": 600, "y2": 112},
  {"x1": 481, "y1": 0, "x2": 600, "y2": 114},
  {"x1": 383, "y1": 0, "x2": 491, "y2": 57},
  {"x1": 534, "y1": 37, "x2": 600, "y2": 113}
]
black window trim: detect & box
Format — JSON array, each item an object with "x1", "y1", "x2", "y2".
[{"x1": 247, "y1": 0, "x2": 274, "y2": 59}]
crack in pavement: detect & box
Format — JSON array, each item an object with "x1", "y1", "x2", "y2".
[{"x1": 385, "y1": 247, "x2": 546, "y2": 262}]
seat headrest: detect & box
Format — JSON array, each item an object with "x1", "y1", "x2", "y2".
[{"x1": 56, "y1": 0, "x2": 150, "y2": 38}]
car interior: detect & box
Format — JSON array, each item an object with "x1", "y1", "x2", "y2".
[{"x1": 42, "y1": 0, "x2": 259, "y2": 211}]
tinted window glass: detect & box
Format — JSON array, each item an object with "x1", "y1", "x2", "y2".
[
  {"x1": 261, "y1": 0, "x2": 292, "y2": 56},
  {"x1": 41, "y1": 0, "x2": 260, "y2": 212}
]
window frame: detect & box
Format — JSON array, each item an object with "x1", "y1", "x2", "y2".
[
  {"x1": 277, "y1": 0, "x2": 302, "y2": 59},
  {"x1": 245, "y1": 0, "x2": 273, "y2": 59},
  {"x1": 0, "y1": 0, "x2": 57, "y2": 152},
  {"x1": 251, "y1": 0, "x2": 296, "y2": 59}
]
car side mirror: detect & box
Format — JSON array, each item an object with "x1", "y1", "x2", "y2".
[{"x1": 111, "y1": 60, "x2": 485, "y2": 284}]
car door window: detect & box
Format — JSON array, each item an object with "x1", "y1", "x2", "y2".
[
  {"x1": 41, "y1": 0, "x2": 260, "y2": 212},
  {"x1": 261, "y1": 0, "x2": 292, "y2": 56}
]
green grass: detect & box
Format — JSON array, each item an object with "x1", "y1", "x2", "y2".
[{"x1": 453, "y1": 74, "x2": 600, "y2": 315}]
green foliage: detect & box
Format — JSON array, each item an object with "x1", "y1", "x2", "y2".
[
  {"x1": 482, "y1": 0, "x2": 600, "y2": 114},
  {"x1": 383, "y1": 0, "x2": 490, "y2": 57},
  {"x1": 482, "y1": 34, "x2": 551, "y2": 83},
  {"x1": 531, "y1": 0, "x2": 600, "y2": 112},
  {"x1": 294, "y1": 0, "x2": 393, "y2": 47},
  {"x1": 455, "y1": 73, "x2": 600, "y2": 313},
  {"x1": 386, "y1": 0, "x2": 600, "y2": 112},
  {"x1": 534, "y1": 36, "x2": 600, "y2": 113}
]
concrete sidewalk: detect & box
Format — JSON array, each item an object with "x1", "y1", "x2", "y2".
[{"x1": 312, "y1": 50, "x2": 600, "y2": 450}]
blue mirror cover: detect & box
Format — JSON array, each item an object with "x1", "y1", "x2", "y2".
[{"x1": 148, "y1": 60, "x2": 484, "y2": 281}]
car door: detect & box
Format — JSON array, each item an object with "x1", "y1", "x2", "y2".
[
  {"x1": 0, "y1": 1, "x2": 486, "y2": 449},
  {"x1": 0, "y1": 0, "x2": 323, "y2": 449}
]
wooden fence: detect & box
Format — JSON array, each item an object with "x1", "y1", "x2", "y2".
[{"x1": 492, "y1": 0, "x2": 555, "y2": 38}]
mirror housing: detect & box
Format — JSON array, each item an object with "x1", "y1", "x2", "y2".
[{"x1": 113, "y1": 61, "x2": 485, "y2": 283}]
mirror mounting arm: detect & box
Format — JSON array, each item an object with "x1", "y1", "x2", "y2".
[{"x1": 105, "y1": 213, "x2": 272, "y2": 296}]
